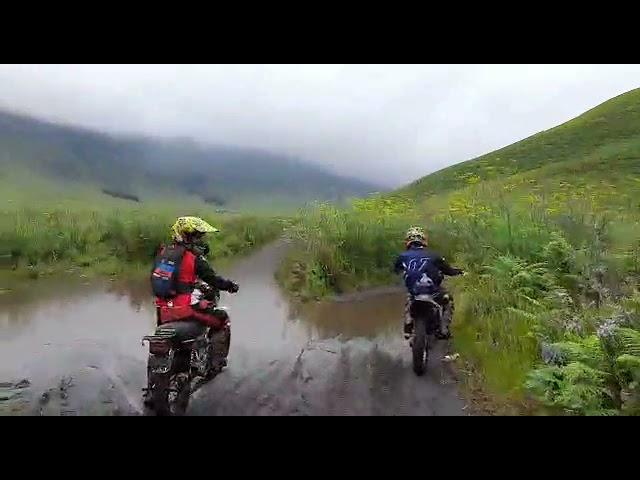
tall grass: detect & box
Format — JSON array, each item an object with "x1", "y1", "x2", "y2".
[
  {"x1": 279, "y1": 197, "x2": 416, "y2": 299},
  {"x1": 1, "y1": 206, "x2": 282, "y2": 277}
]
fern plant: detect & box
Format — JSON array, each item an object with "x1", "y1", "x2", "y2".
[{"x1": 528, "y1": 325, "x2": 640, "y2": 415}]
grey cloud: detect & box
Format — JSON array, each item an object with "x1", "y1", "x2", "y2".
[{"x1": 0, "y1": 64, "x2": 639, "y2": 187}]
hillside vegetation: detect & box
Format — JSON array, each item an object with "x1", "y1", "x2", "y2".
[
  {"x1": 282, "y1": 88, "x2": 640, "y2": 415},
  {"x1": 0, "y1": 170, "x2": 283, "y2": 286},
  {"x1": 400, "y1": 88, "x2": 640, "y2": 198}
]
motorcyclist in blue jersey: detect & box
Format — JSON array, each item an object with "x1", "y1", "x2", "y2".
[{"x1": 394, "y1": 226, "x2": 464, "y2": 340}]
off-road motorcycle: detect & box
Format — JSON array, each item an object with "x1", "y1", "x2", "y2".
[
  {"x1": 142, "y1": 282, "x2": 230, "y2": 416},
  {"x1": 409, "y1": 293, "x2": 444, "y2": 376}
]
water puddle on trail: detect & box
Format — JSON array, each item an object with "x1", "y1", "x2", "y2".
[{"x1": 0, "y1": 242, "x2": 467, "y2": 416}]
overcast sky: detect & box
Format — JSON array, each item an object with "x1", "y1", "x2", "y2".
[{"x1": 0, "y1": 64, "x2": 639, "y2": 187}]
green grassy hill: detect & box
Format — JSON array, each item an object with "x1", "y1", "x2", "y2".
[{"x1": 401, "y1": 87, "x2": 640, "y2": 198}]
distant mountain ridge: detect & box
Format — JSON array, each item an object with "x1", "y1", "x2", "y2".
[{"x1": 0, "y1": 108, "x2": 380, "y2": 207}]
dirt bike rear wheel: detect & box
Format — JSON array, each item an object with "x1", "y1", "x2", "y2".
[
  {"x1": 412, "y1": 318, "x2": 428, "y2": 376},
  {"x1": 148, "y1": 373, "x2": 170, "y2": 416}
]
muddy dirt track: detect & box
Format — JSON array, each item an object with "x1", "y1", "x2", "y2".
[{"x1": 0, "y1": 242, "x2": 469, "y2": 416}]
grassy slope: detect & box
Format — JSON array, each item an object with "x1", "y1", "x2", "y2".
[
  {"x1": 283, "y1": 88, "x2": 640, "y2": 414},
  {"x1": 408, "y1": 88, "x2": 640, "y2": 413},
  {"x1": 400, "y1": 87, "x2": 640, "y2": 198},
  {"x1": 405, "y1": 88, "x2": 640, "y2": 413}
]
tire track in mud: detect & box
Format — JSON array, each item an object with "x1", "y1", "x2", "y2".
[
  {"x1": 187, "y1": 241, "x2": 468, "y2": 415},
  {"x1": 189, "y1": 337, "x2": 466, "y2": 416}
]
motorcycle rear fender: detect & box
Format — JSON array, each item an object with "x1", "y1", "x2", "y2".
[{"x1": 212, "y1": 306, "x2": 229, "y2": 320}]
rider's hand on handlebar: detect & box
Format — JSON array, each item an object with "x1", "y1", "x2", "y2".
[{"x1": 228, "y1": 282, "x2": 240, "y2": 294}]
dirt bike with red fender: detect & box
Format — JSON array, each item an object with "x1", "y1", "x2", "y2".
[{"x1": 142, "y1": 282, "x2": 230, "y2": 416}]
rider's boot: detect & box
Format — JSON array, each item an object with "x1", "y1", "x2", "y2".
[
  {"x1": 403, "y1": 294, "x2": 414, "y2": 340},
  {"x1": 436, "y1": 297, "x2": 453, "y2": 340},
  {"x1": 210, "y1": 324, "x2": 230, "y2": 371},
  {"x1": 404, "y1": 320, "x2": 414, "y2": 340}
]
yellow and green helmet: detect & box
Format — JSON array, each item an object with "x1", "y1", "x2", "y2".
[
  {"x1": 405, "y1": 226, "x2": 427, "y2": 246},
  {"x1": 171, "y1": 216, "x2": 219, "y2": 243}
]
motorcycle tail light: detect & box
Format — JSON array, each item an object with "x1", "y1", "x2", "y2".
[{"x1": 149, "y1": 340, "x2": 170, "y2": 355}]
